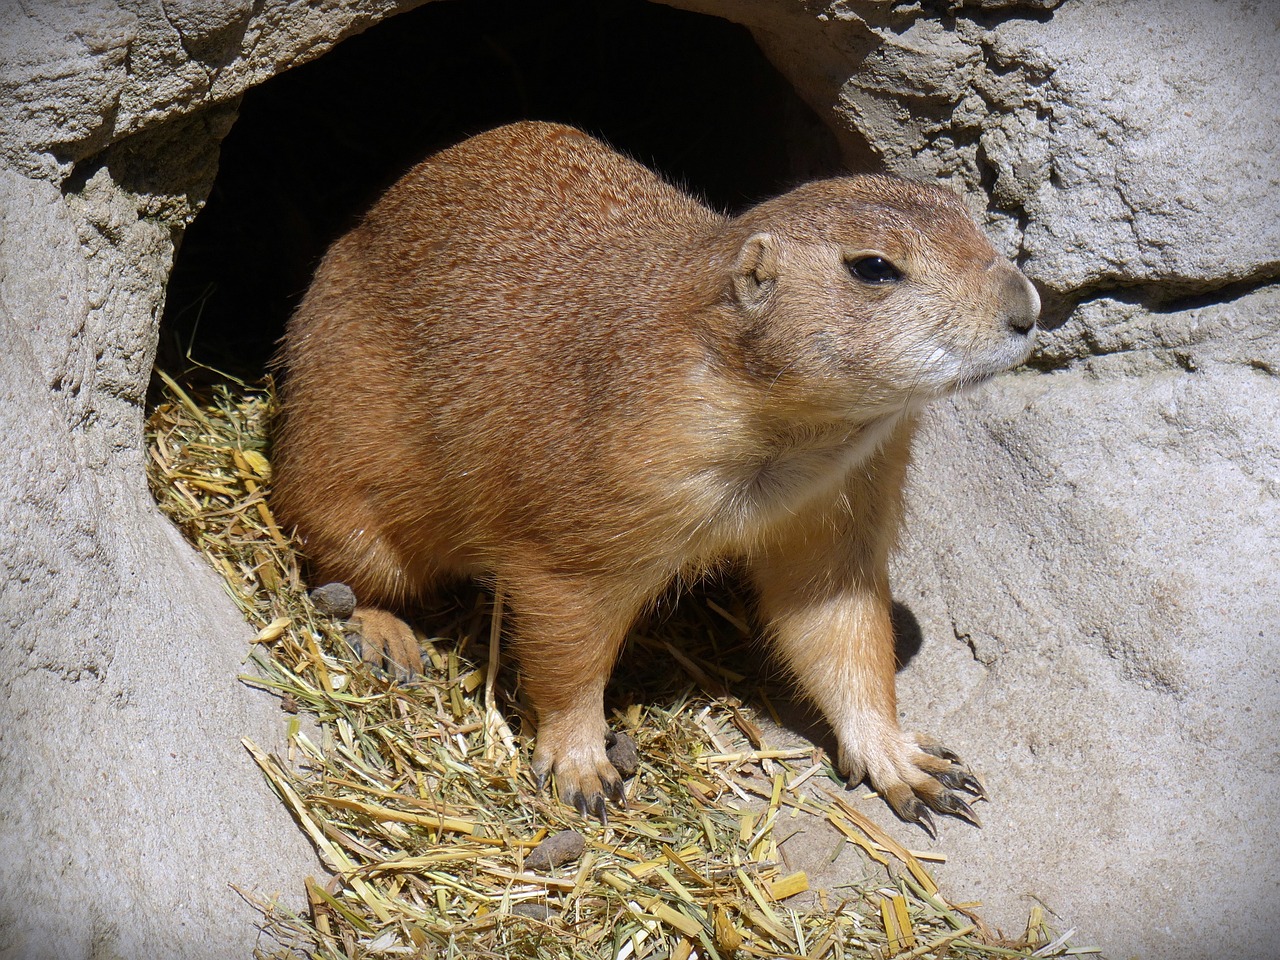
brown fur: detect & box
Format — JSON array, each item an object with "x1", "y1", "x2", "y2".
[{"x1": 272, "y1": 121, "x2": 1039, "y2": 828}]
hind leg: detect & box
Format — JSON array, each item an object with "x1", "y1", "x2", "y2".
[
  {"x1": 298, "y1": 511, "x2": 436, "y2": 678},
  {"x1": 349, "y1": 607, "x2": 423, "y2": 679}
]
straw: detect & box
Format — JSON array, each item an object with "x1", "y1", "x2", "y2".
[{"x1": 146, "y1": 376, "x2": 1096, "y2": 960}]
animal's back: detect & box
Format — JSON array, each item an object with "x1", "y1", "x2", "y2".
[{"x1": 273, "y1": 122, "x2": 725, "y2": 604}]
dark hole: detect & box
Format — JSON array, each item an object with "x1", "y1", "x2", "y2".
[{"x1": 158, "y1": 0, "x2": 842, "y2": 383}]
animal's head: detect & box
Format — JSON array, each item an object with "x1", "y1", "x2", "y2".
[{"x1": 727, "y1": 174, "x2": 1038, "y2": 419}]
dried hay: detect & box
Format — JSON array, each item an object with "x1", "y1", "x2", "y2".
[{"x1": 145, "y1": 375, "x2": 1096, "y2": 960}]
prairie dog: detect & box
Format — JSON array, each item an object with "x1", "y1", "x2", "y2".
[{"x1": 273, "y1": 121, "x2": 1039, "y2": 830}]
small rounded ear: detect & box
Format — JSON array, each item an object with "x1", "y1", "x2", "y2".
[{"x1": 732, "y1": 232, "x2": 779, "y2": 308}]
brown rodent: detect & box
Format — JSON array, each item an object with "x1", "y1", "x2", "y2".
[{"x1": 272, "y1": 121, "x2": 1039, "y2": 831}]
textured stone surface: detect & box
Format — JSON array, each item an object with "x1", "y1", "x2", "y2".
[
  {"x1": 887, "y1": 287, "x2": 1280, "y2": 957},
  {"x1": 0, "y1": 1, "x2": 425, "y2": 956},
  {"x1": 760, "y1": 299, "x2": 1280, "y2": 960},
  {"x1": 975, "y1": 0, "x2": 1279, "y2": 299},
  {"x1": 0, "y1": 158, "x2": 316, "y2": 960},
  {"x1": 4, "y1": 0, "x2": 1278, "y2": 957},
  {"x1": 670, "y1": 1, "x2": 1280, "y2": 957},
  {"x1": 689, "y1": 0, "x2": 1280, "y2": 302},
  {"x1": 0, "y1": 0, "x2": 429, "y2": 180}
]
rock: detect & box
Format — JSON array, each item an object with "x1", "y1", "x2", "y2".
[
  {"x1": 0, "y1": 1, "x2": 137, "y2": 179},
  {"x1": 4, "y1": 0, "x2": 1276, "y2": 957},
  {"x1": 310, "y1": 582, "x2": 357, "y2": 619},
  {"x1": 524, "y1": 829, "x2": 586, "y2": 871},
  {"x1": 980, "y1": 0, "x2": 1280, "y2": 300},
  {"x1": 671, "y1": 1, "x2": 1278, "y2": 956},
  {"x1": 886, "y1": 285, "x2": 1280, "y2": 958},
  {"x1": 0, "y1": 1, "x2": 426, "y2": 957},
  {"x1": 606, "y1": 731, "x2": 641, "y2": 779},
  {"x1": 701, "y1": 0, "x2": 1279, "y2": 306},
  {"x1": 0, "y1": 167, "x2": 320, "y2": 958},
  {"x1": 161, "y1": 0, "x2": 254, "y2": 55},
  {"x1": 0, "y1": 0, "x2": 429, "y2": 179},
  {"x1": 510, "y1": 902, "x2": 557, "y2": 921}
]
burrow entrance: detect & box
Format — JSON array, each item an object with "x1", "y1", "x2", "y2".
[{"x1": 159, "y1": 0, "x2": 843, "y2": 382}]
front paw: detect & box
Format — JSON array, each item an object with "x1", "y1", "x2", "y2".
[
  {"x1": 840, "y1": 731, "x2": 985, "y2": 837},
  {"x1": 531, "y1": 722, "x2": 630, "y2": 823}
]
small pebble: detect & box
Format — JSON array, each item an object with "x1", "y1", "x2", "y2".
[
  {"x1": 511, "y1": 902, "x2": 556, "y2": 921},
  {"x1": 525, "y1": 829, "x2": 585, "y2": 871},
  {"x1": 310, "y1": 582, "x2": 357, "y2": 619},
  {"x1": 606, "y1": 731, "x2": 640, "y2": 778}
]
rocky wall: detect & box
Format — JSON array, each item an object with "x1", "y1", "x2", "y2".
[
  {"x1": 1, "y1": 0, "x2": 1277, "y2": 958},
  {"x1": 0, "y1": 2, "x2": 426, "y2": 957},
  {"x1": 664, "y1": 0, "x2": 1279, "y2": 955}
]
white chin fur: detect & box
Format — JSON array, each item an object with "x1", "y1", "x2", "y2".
[{"x1": 911, "y1": 331, "x2": 1035, "y2": 394}]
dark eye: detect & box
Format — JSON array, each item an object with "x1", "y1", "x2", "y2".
[{"x1": 848, "y1": 256, "x2": 902, "y2": 284}]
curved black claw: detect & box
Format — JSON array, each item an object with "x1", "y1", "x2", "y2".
[
  {"x1": 936, "y1": 767, "x2": 986, "y2": 799},
  {"x1": 919, "y1": 741, "x2": 963, "y2": 764},
  {"x1": 534, "y1": 771, "x2": 549, "y2": 794},
  {"x1": 566, "y1": 788, "x2": 611, "y2": 824},
  {"x1": 929, "y1": 789, "x2": 982, "y2": 827},
  {"x1": 606, "y1": 777, "x2": 628, "y2": 808},
  {"x1": 899, "y1": 796, "x2": 937, "y2": 839},
  {"x1": 942, "y1": 773, "x2": 988, "y2": 798}
]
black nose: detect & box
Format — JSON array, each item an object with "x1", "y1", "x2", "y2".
[
  {"x1": 1004, "y1": 270, "x2": 1040, "y2": 335},
  {"x1": 1008, "y1": 309, "x2": 1037, "y2": 335}
]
